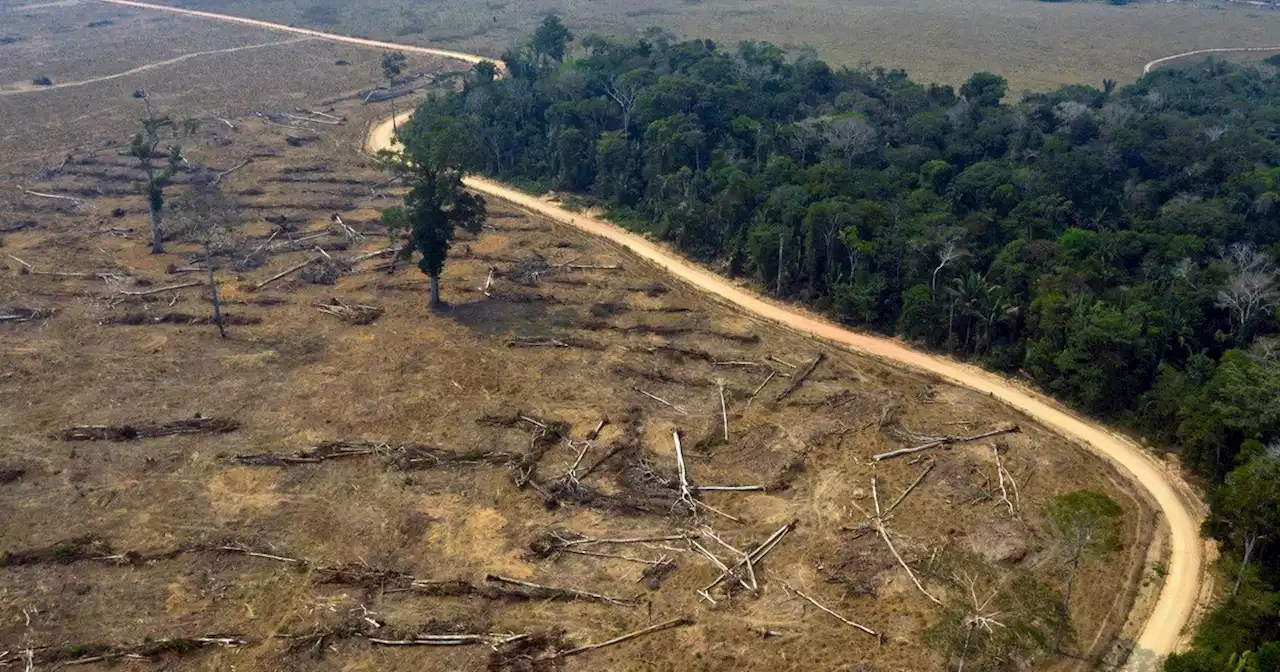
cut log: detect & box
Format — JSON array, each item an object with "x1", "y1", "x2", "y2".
[
  {"x1": 775, "y1": 577, "x2": 880, "y2": 638},
  {"x1": 118, "y1": 281, "x2": 201, "y2": 297},
  {"x1": 774, "y1": 352, "x2": 825, "y2": 402},
  {"x1": 872, "y1": 425, "x2": 1019, "y2": 461},
  {"x1": 550, "y1": 617, "x2": 694, "y2": 659},
  {"x1": 210, "y1": 159, "x2": 251, "y2": 186},
  {"x1": 253, "y1": 257, "x2": 319, "y2": 291}
]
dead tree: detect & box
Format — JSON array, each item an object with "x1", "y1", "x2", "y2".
[
  {"x1": 952, "y1": 571, "x2": 1007, "y2": 672},
  {"x1": 604, "y1": 72, "x2": 643, "y2": 133},
  {"x1": 1216, "y1": 242, "x2": 1279, "y2": 343},
  {"x1": 873, "y1": 425, "x2": 1018, "y2": 461},
  {"x1": 775, "y1": 352, "x2": 825, "y2": 402},
  {"x1": 849, "y1": 475, "x2": 942, "y2": 605},
  {"x1": 931, "y1": 236, "x2": 964, "y2": 298},
  {"x1": 172, "y1": 185, "x2": 240, "y2": 337}
]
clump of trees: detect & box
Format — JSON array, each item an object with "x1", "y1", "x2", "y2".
[{"x1": 408, "y1": 21, "x2": 1280, "y2": 667}]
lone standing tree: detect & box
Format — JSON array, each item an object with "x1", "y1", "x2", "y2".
[
  {"x1": 378, "y1": 108, "x2": 485, "y2": 308},
  {"x1": 173, "y1": 185, "x2": 239, "y2": 338},
  {"x1": 130, "y1": 94, "x2": 183, "y2": 254}
]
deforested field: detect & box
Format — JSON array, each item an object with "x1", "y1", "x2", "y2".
[{"x1": 0, "y1": 3, "x2": 1163, "y2": 670}]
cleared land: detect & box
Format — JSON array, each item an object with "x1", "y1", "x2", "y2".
[
  {"x1": 0, "y1": 11, "x2": 1159, "y2": 670},
  {"x1": 0, "y1": 0, "x2": 452, "y2": 173},
  {"x1": 105, "y1": 0, "x2": 1280, "y2": 92}
]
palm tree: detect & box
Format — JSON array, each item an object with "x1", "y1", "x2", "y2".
[
  {"x1": 978, "y1": 285, "x2": 1018, "y2": 355},
  {"x1": 948, "y1": 272, "x2": 988, "y2": 352}
]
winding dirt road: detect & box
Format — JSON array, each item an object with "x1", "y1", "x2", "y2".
[
  {"x1": 95, "y1": 0, "x2": 492, "y2": 64},
  {"x1": 1144, "y1": 46, "x2": 1280, "y2": 73},
  {"x1": 87, "y1": 0, "x2": 1209, "y2": 666}
]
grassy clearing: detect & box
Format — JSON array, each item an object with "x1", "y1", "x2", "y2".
[{"x1": 136, "y1": 0, "x2": 1280, "y2": 92}]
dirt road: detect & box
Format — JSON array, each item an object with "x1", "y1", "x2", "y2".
[
  {"x1": 1144, "y1": 46, "x2": 1280, "y2": 73},
  {"x1": 90, "y1": 1, "x2": 1210, "y2": 666},
  {"x1": 95, "y1": 0, "x2": 492, "y2": 64}
]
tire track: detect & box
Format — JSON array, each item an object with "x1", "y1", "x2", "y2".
[{"x1": 1, "y1": 37, "x2": 311, "y2": 96}]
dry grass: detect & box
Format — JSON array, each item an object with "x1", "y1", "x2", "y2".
[
  {"x1": 0, "y1": 12, "x2": 1160, "y2": 671},
  {"x1": 0, "y1": 0, "x2": 450, "y2": 172},
  {"x1": 128, "y1": 0, "x2": 1280, "y2": 92}
]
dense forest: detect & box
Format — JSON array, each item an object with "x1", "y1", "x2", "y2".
[{"x1": 406, "y1": 18, "x2": 1280, "y2": 669}]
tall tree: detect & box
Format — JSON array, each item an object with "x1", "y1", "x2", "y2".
[
  {"x1": 1211, "y1": 456, "x2": 1280, "y2": 596},
  {"x1": 378, "y1": 109, "x2": 486, "y2": 307},
  {"x1": 382, "y1": 50, "x2": 408, "y2": 131},
  {"x1": 1216, "y1": 243, "x2": 1279, "y2": 345},
  {"x1": 530, "y1": 14, "x2": 573, "y2": 65},
  {"x1": 172, "y1": 185, "x2": 240, "y2": 337},
  {"x1": 129, "y1": 94, "x2": 182, "y2": 254}
]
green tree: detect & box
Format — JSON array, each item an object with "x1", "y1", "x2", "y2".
[
  {"x1": 960, "y1": 72, "x2": 1008, "y2": 108},
  {"x1": 378, "y1": 109, "x2": 486, "y2": 307},
  {"x1": 129, "y1": 94, "x2": 183, "y2": 254},
  {"x1": 531, "y1": 15, "x2": 573, "y2": 64},
  {"x1": 1211, "y1": 456, "x2": 1280, "y2": 595},
  {"x1": 1046, "y1": 490, "x2": 1123, "y2": 650}
]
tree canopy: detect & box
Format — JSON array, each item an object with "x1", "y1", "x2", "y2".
[{"x1": 378, "y1": 106, "x2": 486, "y2": 307}]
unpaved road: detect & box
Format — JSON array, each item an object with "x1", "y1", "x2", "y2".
[
  {"x1": 88, "y1": 1, "x2": 1210, "y2": 666},
  {"x1": 95, "y1": 0, "x2": 491, "y2": 64},
  {"x1": 1144, "y1": 46, "x2": 1280, "y2": 73}
]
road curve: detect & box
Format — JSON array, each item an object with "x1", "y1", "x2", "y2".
[
  {"x1": 1144, "y1": 46, "x2": 1280, "y2": 73},
  {"x1": 90, "y1": 0, "x2": 1207, "y2": 666}
]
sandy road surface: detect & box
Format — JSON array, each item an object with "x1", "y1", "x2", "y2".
[
  {"x1": 85, "y1": 1, "x2": 1210, "y2": 666},
  {"x1": 1144, "y1": 46, "x2": 1280, "y2": 73}
]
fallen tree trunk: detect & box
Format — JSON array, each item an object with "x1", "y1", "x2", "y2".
[
  {"x1": 253, "y1": 257, "x2": 319, "y2": 291},
  {"x1": 550, "y1": 617, "x2": 694, "y2": 659},
  {"x1": 774, "y1": 352, "x2": 825, "y2": 402},
  {"x1": 872, "y1": 425, "x2": 1018, "y2": 461},
  {"x1": 55, "y1": 416, "x2": 238, "y2": 442}
]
